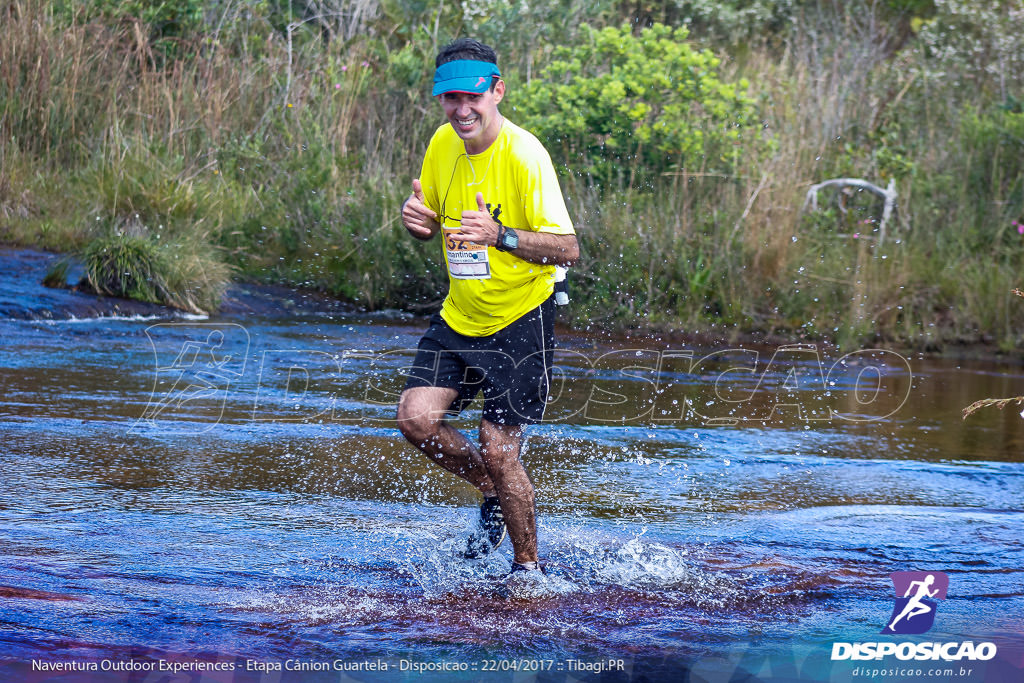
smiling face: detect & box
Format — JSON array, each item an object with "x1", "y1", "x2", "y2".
[{"x1": 438, "y1": 79, "x2": 505, "y2": 155}]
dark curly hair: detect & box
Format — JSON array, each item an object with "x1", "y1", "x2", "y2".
[{"x1": 435, "y1": 38, "x2": 498, "y2": 67}]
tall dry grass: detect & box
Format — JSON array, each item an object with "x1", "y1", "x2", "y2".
[{"x1": 1, "y1": 0, "x2": 1021, "y2": 348}]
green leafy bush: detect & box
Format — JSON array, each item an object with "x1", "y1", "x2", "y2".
[{"x1": 511, "y1": 23, "x2": 763, "y2": 189}]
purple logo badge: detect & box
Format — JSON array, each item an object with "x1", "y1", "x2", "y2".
[{"x1": 882, "y1": 571, "x2": 949, "y2": 635}]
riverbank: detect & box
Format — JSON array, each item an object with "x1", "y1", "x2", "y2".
[
  {"x1": 6, "y1": 244, "x2": 1021, "y2": 369},
  {"x1": 0, "y1": 246, "x2": 359, "y2": 322}
]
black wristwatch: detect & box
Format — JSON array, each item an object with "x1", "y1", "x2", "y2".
[{"x1": 496, "y1": 224, "x2": 519, "y2": 252}]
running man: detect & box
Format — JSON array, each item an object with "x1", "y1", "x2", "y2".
[
  {"x1": 888, "y1": 574, "x2": 939, "y2": 632},
  {"x1": 397, "y1": 38, "x2": 578, "y2": 578}
]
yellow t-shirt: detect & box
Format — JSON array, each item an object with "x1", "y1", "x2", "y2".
[{"x1": 418, "y1": 119, "x2": 575, "y2": 337}]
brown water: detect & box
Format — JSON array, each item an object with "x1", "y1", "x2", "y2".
[{"x1": 1, "y1": 248, "x2": 1023, "y2": 682}]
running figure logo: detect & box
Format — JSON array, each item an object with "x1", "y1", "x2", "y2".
[
  {"x1": 882, "y1": 571, "x2": 949, "y2": 635},
  {"x1": 132, "y1": 323, "x2": 249, "y2": 434}
]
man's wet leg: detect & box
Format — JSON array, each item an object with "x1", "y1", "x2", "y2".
[
  {"x1": 479, "y1": 419, "x2": 537, "y2": 565},
  {"x1": 397, "y1": 387, "x2": 496, "y2": 496}
]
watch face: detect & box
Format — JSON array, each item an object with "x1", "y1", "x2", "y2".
[{"x1": 502, "y1": 228, "x2": 518, "y2": 250}]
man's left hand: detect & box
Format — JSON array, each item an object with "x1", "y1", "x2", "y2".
[{"x1": 458, "y1": 192, "x2": 501, "y2": 247}]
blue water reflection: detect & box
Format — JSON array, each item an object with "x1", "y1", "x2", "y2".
[{"x1": 1, "y1": 252, "x2": 1023, "y2": 681}]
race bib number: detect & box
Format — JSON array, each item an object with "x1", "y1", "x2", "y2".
[{"x1": 443, "y1": 227, "x2": 491, "y2": 280}]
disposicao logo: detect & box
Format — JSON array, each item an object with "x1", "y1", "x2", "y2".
[
  {"x1": 831, "y1": 571, "x2": 997, "y2": 663},
  {"x1": 883, "y1": 571, "x2": 948, "y2": 635}
]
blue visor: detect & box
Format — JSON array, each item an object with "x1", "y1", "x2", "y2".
[{"x1": 432, "y1": 60, "x2": 501, "y2": 96}]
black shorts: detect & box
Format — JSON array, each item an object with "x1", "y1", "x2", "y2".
[{"x1": 402, "y1": 297, "x2": 555, "y2": 425}]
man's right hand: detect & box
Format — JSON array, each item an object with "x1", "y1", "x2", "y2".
[{"x1": 402, "y1": 179, "x2": 440, "y2": 240}]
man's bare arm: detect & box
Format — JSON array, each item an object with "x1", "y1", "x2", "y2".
[
  {"x1": 457, "y1": 192, "x2": 579, "y2": 266},
  {"x1": 509, "y1": 231, "x2": 579, "y2": 267}
]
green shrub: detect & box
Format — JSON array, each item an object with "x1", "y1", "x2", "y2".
[
  {"x1": 83, "y1": 232, "x2": 230, "y2": 314},
  {"x1": 84, "y1": 233, "x2": 166, "y2": 303},
  {"x1": 510, "y1": 23, "x2": 763, "y2": 189}
]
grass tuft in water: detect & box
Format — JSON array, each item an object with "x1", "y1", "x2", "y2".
[
  {"x1": 41, "y1": 258, "x2": 71, "y2": 289},
  {"x1": 84, "y1": 234, "x2": 164, "y2": 302},
  {"x1": 82, "y1": 232, "x2": 229, "y2": 315}
]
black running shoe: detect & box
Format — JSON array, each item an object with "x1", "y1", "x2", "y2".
[
  {"x1": 464, "y1": 496, "x2": 506, "y2": 559},
  {"x1": 503, "y1": 561, "x2": 548, "y2": 596}
]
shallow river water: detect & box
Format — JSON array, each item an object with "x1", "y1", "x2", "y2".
[{"x1": 1, "y1": 249, "x2": 1022, "y2": 682}]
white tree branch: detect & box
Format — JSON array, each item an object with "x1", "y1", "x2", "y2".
[{"x1": 802, "y1": 177, "x2": 898, "y2": 244}]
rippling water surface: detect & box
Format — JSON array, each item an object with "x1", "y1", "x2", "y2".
[{"x1": 1, "y1": 250, "x2": 1023, "y2": 682}]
